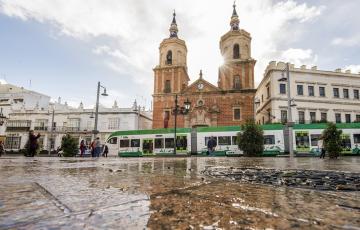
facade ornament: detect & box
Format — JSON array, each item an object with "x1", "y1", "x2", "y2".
[{"x1": 169, "y1": 10, "x2": 178, "y2": 38}]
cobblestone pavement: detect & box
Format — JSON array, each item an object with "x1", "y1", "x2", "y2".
[{"x1": 0, "y1": 156, "x2": 359, "y2": 229}]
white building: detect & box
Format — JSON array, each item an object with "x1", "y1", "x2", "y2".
[
  {"x1": 0, "y1": 82, "x2": 50, "y2": 142},
  {"x1": 255, "y1": 61, "x2": 360, "y2": 124},
  {"x1": 1, "y1": 83, "x2": 152, "y2": 152}
]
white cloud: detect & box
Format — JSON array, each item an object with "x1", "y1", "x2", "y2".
[
  {"x1": 332, "y1": 34, "x2": 360, "y2": 47},
  {"x1": 280, "y1": 48, "x2": 318, "y2": 66},
  {"x1": 0, "y1": 0, "x2": 324, "y2": 90},
  {"x1": 344, "y1": 65, "x2": 360, "y2": 74}
]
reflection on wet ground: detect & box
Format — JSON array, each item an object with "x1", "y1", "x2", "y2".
[{"x1": 0, "y1": 157, "x2": 359, "y2": 229}]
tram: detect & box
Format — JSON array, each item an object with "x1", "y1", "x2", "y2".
[{"x1": 106, "y1": 123, "x2": 360, "y2": 157}]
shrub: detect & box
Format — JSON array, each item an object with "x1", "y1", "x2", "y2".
[
  {"x1": 322, "y1": 123, "x2": 342, "y2": 158},
  {"x1": 61, "y1": 134, "x2": 78, "y2": 157},
  {"x1": 238, "y1": 119, "x2": 264, "y2": 156}
]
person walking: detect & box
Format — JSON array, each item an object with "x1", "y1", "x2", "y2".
[
  {"x1": 28, "y1": 130, "x2": 41, "y2": 157},
  {"x1": 90, "y1": 140, "x2": 96, "y2": 157},
  {"x1": 94, "y1": 137, "x2": 101, "y2": 157},
  {"x1": 207, "y1": 136, "x2": 217, "y2": 156},
  {"x1": 79, "y1": 140, "x2": 86, "y2": 157},
  {"x1": 0, "y1": 141, "x2": 4, "y2": 157},
  {"x1": 318, "y1": 137, "x2": 325, "y2": 159},
  {"x1": 103, "y1": 144, "x2": 109, "y2": 158}
]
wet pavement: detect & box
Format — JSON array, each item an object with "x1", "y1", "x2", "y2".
[{"x1": 0, "y1": 157, "x2": 359, "y2": 229}]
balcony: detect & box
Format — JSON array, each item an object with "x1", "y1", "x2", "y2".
[
  {"x1": 50, "y1": 126, "x2": 93, "y2": 133},
  {"x1": 6, "y1": 120, "x2": 31, "y2": 132},
  {"x1": 34, "y1": 126, "x2": 48, "y2": 131}
]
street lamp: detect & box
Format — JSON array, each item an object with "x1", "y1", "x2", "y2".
[
  {"x1": 0, "y1": 108, "x2": 8, "y2": 126},
  {"x1": 278, "y1": 63, "x2": 295, "y2": 158},
  {"x1": 93, "y1": 82, "x2": 108, "y2": 136},
  {"x1": 172, "y1": 95, "x2": 191, "y2": 155}
]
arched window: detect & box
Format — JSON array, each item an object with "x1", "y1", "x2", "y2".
[
  {"x1": 233, "y1": 44, "x2": 240, "y2": 59},
  {"x1": 233, "y1": 75, "x2": 241, "y2": 89},
  {"x1": 166, "y1": 50, "x2": 172, "y2": 65}
]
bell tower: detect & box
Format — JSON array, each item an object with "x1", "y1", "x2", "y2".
[
  {"x1": 153, "y1": 11, "x2": 190, "y2": 95},
  {"x1": 218, "y1": 3, "x2": 256, "y2": 91}
]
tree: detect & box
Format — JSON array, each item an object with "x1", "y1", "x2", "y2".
[
  {"x1": 61, "y1": 134, "x2": 78, "y2": 157},
  {"x1": 322, "y1": 123, "x2": 342, "y2": 158},
  {"x1": 238, "y1": 120, "x2": 264, "y2": 156}
]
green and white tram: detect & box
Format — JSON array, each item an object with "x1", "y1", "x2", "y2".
[{"x1": 106, "y1": 123, "x2": 360, "y2": 157}]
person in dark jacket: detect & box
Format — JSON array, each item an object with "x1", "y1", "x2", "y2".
[
  {"x1": 207, "y1": 136, "x2": 217, "y2": 156},
  {"x1": 103, "y1": 145, "x2": 109, "y2": 157},
  {"x1": 28, "y1": 130, "x2": 40, "y2": 157}
]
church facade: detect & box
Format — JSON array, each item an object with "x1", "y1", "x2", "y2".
[{"x1": 152, "y1": 4, "x2": 256, "y2": 129}]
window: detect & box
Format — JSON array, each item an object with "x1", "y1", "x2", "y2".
[
  {"x1": 319, "y1": 87, "x2": 325, "y2": 97},
  {"x1": 164, "y1": 80, "x2": 171, "y2": 93},
  {"x1": 233, "y1": 75, "x2": 241, "y2": 89},
  {"x1": 298, "y1": 111, "x2": 305, "y2": 124},
  {"x1": 232, "y1": 136, "x2": 238, "y2": 145},
  {"x1": 310, "y1": 134, "x2": 321, "y2": 146},
  {"x1": 297, "y1": 85, "x2": 303, "y2": 95},
  {"x1": 279, "y1": 84, "x2": 286, "y2": 94},
  {"x1": 261, "y1": 95, "x2": 264, "y2": 102},
  {"x1": 263, "y1": 135, "x2": 275, "y2": 145},
  {"x1": 13, "y1": 98, "x2": 24, "y2": 103},
  {"x1": 4, "y1": 135, "x2": 21, "y2": 149},
  {"x1": 335, "y1": 113, "x2": 341, "y2": 123},
  {"x1": 310, "y1": 112, "x2": 316, "y2": 123},
  {"x1": 233, "y1": 108, "x2": 241, "y2": 120},
  {"x1": 163, "y1": 110, "x2": 170, "y2": 128},
  {"x1": 356, "y1": 115, "x2": 360, "y2": 122},
  {"x1": 266, "y1": 86, "x2": 270, "y2": 98},
  {"x1": 333, "y1": 88, "x2": 339, "y2": 98},
  {"x1": 155, "y1": 138, "x2": 164, "y2": 148},
  {"x1": 34, "y1": 119, "x2": 48, "y2": 131},
  {"x1": 218, "y1": 136, "x2": 231, "y2": 145},
  {"x1": 107, "y1": 137, "x2": 117, "y2": 144},
  {"x1": 281, "y1": 110, "x2": 287, "y2": 123},
  {"x1": 165, "y1": 138, "x2": 174, "y2": 148},
  {"x1": 205, "y1": 137, "x2": 217, "y2": 146},
  {"x1": 354, "y1": 89, "x2": 359, "y2": 99},
  {"x1": 345, "y1": 114, "x2": 351, "y2": 123},
  {"x1": 321, "y1": 112, "x2": 327, "y2": 122},
  {"x1": 166, "y1": 50, "x2": 172, "y2": 65},
  {"x1": 131, "y1": 139, "x2": 140, "y2": 147},
  {"x1": 233, "y1": 44, "x2": 240, "y2": 59},
  {"x1": 108, "y1": 118, "x2": 120, "y2": 130},
  {"x1": 308, "y1": 85, "x2": 315, "y2": 96},
  {"x1": 343, "y1": 89, "x2": 349, "y2": 99},
  {"x1": 120, "y1": 139, "x2": 130, "y2": 148},
  {"x1": 353, "y1": 134, "x2": 360, "y2": 144}
]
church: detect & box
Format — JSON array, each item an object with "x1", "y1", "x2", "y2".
[{"x1": 152, "y1": 3, "x2": 256, "y2": 128}]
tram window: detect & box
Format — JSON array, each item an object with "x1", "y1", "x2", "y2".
[
  {"x1": 205, "y1": 137, "x2": 217, "y2": 146},
  {"x1": 263, "y1": 135, "x2": 275, "y2": 145},
  {"x1": 131, "y1": 139, "x2": 140, "y2": 147},
  {"x1": 176, "y1": 136, "x2": 187, "y2": 149},
  {"x1": 354, "y1": 134, "x2": 360, "y2": 144},
  {"x1": 232, "y1": 136, "x2": 238, "y2": 145},
  {"x1": 218, "y1": 136, "x2": 231, "y2": 145},
  {"x1": 120, "y1": 139, "x2": 130, "y2": 148},
  {"x1": 107, "y1": 137, "x2": 117, "y2": 144},
  {"x1": 341, "y1": 135, "x2": 351, "y2": 149},
  {"x1": 165, "y1": 138, "x2": 174, "y2": 148},
  {"x1": 155, "y1": 138, "x2": 164, "y2": 148},
  {"x1": 310, "y1": 134, "x2": 321, "y2": 146}
]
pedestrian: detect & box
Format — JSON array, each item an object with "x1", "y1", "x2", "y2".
[
  {"x1": 0, "y1": 141, "x2": 4, "y2": 157},
  {"x1": 207, "y1": 136, "x2": 217, "y2": 156},
  {"x1": 103, "y1": 144, "x2": 109, "y2": 158},
  {"x1": 28, "y1": 130, "x2": 40, "y2": 157},
  {"x1": 94, "y1": 137, "x2": 101, "y2": 157},
  {"x1": 79, "y1": 140, "x2": 86, "y2": 157},
  {"x1": 318, "y1": 136, "x2": 325, "y2": 159},
  {"x1": 90, "y1": 139, "x2": 96, "y2": 157}
]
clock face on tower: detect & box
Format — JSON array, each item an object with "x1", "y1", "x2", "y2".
[{"x1": 197, "y1": 83, "x2": 204, "y2": 90}]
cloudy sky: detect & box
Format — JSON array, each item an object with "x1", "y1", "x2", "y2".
[{"x1": 0, "y1": 0, "x2": 359, "y2": 109}]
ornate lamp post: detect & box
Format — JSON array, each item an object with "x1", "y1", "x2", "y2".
[
  {"x1": 93, "y1": 82, "x2": 108, "y2": 137},
  {"x1": 172, "y1": 95, "x2": 191, "y2": 155}
]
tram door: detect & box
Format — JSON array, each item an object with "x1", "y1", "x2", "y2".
[
  {"x1": 191, "y1": 128, "x2": 197, "y2": 154},
  {"x1": 142, "y1": 139, "x2": 154, "y2": 155}
]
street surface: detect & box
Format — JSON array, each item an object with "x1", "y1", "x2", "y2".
[{"x1": 0, "y1": 157, "x2": 359, "y2": 229}]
